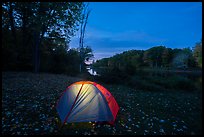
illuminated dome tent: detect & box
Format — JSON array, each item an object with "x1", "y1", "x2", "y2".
[{"x1": 56, "y1": 81, "x2": 119, "y2": 126}]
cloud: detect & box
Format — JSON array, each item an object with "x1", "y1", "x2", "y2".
[
  {"x1": 70, "y1": 27, "x2": 167, "y2": 60},
  {"x1": 85, "y1": 27, "x2": 167, "y2": 43}
]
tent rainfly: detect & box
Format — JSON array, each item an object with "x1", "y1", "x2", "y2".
[{"x1": 56, "y1": 81, "x2": 119, "y2": 126}]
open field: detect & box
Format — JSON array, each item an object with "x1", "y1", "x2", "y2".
[{"x1": 2, "y1": 72, "x2": 202, "y2": 135}]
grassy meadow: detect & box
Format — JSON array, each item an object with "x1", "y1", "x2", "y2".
[{"x1": 2, "y1": 71, "x2": 202, "y2": 135}]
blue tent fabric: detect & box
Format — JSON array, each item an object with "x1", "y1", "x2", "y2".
[{"x1": 56, "y1": 83, "x2": 114, "y2": 123}]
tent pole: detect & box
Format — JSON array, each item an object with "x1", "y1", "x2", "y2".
[{"x1": 60, "y1": 83, "x2": 84, "y2": 129}]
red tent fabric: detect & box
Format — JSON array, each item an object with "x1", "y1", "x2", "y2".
[{"x1": 56, "y1": 81, "x2": 119, "y2": 126}]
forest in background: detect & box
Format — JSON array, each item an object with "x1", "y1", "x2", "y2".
[
  {"x1": 2, "y1": 2, "x2": 202, "y2": 89},
  {"x1": 93, "y1": 43, "x2": 202, "y2": 73},
  {"x1": 91, "y1": 43, "x2": 202, "y2": 92},
  {"x1": 2, "y1": 2, "x2": 93, "y2": 76}
]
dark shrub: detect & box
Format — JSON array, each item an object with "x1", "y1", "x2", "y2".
[{"x1": 167, "y1": 75, "x2": 195, "y2": 91}]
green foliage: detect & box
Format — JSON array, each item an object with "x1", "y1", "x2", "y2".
[
  {"x1": 143, "y1": 46, "x2": 166, "y2": 68},
  {"x1": 93, "y1": 45, "x2": 201, "y2": 92},
  {"x1": 94, "y1": 44, "x2": 200, "y2": 74},
  {"x1": 92, "y1": 58, "x2": 109, "y2": 68},
  {"x1": 2, "y1": 2, "x2": 87, "y2": 75},
  {"x1": 172, "y1": 47, "x2": 196, "y2": 69},
  {"x1": 40, "y1": 44, "x2": 81, "y2": 76},
  {"x1": 193, "y1": 40, "x2": 202, "y2": 68},
  {"x1": 161, "y1": 48, "x2": 171, "y2": 67},
  {"x1": 93, "y1": 50, "x2": 144, "y2": 74},
  {"x1": 166, "y1": 75, "x2": 195, "y2": 91}
]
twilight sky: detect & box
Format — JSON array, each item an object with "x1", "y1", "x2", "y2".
[{"x1": 70, "y1": 2, "x2": 202, "y2": 61}]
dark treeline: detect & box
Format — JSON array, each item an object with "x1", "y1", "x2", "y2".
[
  {"x1": 92, "y1": 44, "x2": 202, "y2": 92},
  {"x1": 2, "y1": 2, "x2": 93, "y2": 75},
  {"x1": 93, "y1": 43, "x2": 202, "y2": 74}
]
